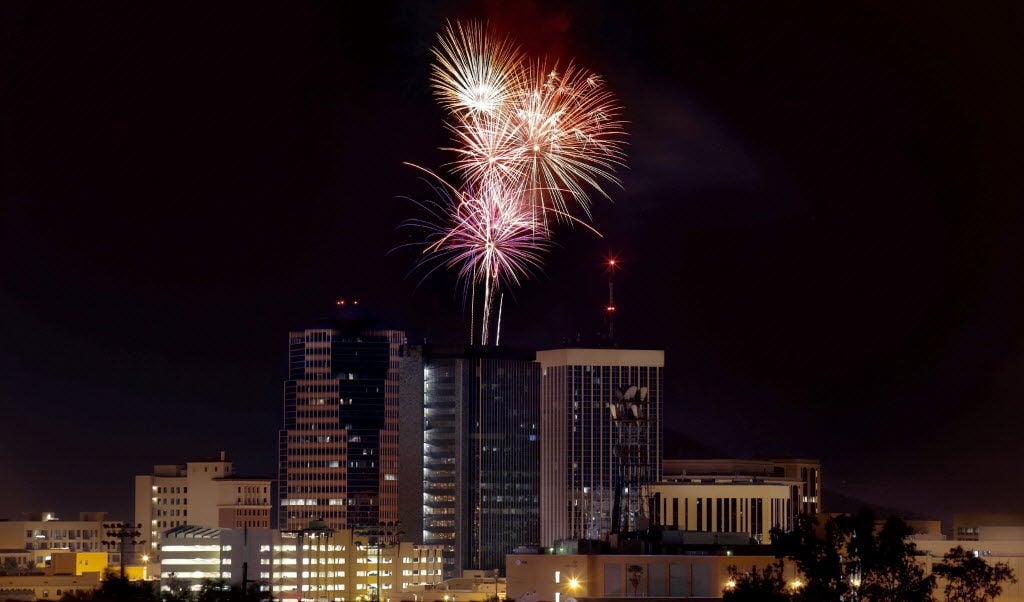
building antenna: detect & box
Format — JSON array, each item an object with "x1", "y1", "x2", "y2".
[{"x1": 605, "y1": 256, "x2": 619, "y2": 346}]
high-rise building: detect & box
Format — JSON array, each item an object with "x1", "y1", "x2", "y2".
[
  {"x1": 537, "y1": 348, "x2": 664, "y2": 546},
  {"x1": 134, "y1": 452, "x2": 272, "y2": 574},
  {"x1": 277, "y1": 307, "x2": 406, "y2": 532},
  {"x1": 421, "y1": 345, "x2": 541, "y2": 578},
  {"x1": 397, "y1": 344, "x2": 425, "y2": 544}
]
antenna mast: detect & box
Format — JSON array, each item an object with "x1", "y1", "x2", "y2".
[{"x1": 605, "y1": 256, "x2": 619, "y2": 345}]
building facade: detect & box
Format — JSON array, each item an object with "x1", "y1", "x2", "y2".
[
  {"x1": 952, "y1": 513, "x2": 1024, "y2": 541},
  {"x1": 0, "y1": 572, "x2": 104, "y2": 601},
  {"x1": 506, "y1": 550, "x2": 794, "y2": 601},
  {"x1": 134, "y1": 452, "x2": 272, "y2": 574},
  {"x1": 0, "y1": 512, "x2": 110, "y2": 568},
  {"x1": 537, "y1": 349, "x2": 664, "y2": 546},
  {"x1": 663, "y1": 457, "x2": 821, "y2": 522},
  {"x1": 278, "y1": 312, "x2": 406, "y2": 532},
  {"x1": 157, "y1": 525, "x2": 443, "y2": 602},
  {"x1": 648, "y1": 482, "x2": 795, "y2": 543},
  {"x1": 421, "y1": 346, "x2": 541, "y2": 578}
]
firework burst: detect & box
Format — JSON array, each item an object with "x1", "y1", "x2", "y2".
[
  {"x1": 399, "y1": 168, "x2": 555, "y2": 344},
  {"x1": 402, "y1": 19, "x2": 627, "y2": 345},
  {"x1": 429, "y1": 20, "x2": 524, "y2": 117}
]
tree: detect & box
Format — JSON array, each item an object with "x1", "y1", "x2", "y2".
[
  {"x1": 932, "y1": 545, "x2": 1017, "y2": 602},
  {"x1": 93, "y1": 570, "x2": 157, "y2": 602},
  {"x1": 59, "y1": 589, "x2": 96, "y2": 602},
  {"x1": 723, "y1": 561, "x2": 790, "y2": 602},
  {"x1": 772, "y1": 512, "x2": 855, "y2": 601},
  {"x1": 860, "y1": 515, "x2": 935, "y2": 602},
  {"x1": 197, "y1": 579, "x2": 230, "y2": 602},
  {"x1": 161, "y1": 574, "x2": 193, "y2": 602},
  {"x1": 771, "y1": 508, "x2": 937, "y2": 602}
]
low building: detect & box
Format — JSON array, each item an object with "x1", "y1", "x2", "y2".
[
  {"x1": 663, "y1": 457, "x2": 822, "y2": 518},
  {"x1": 157, "y1": 525, "x2": 445, "y2": 601},
  {"x1": 0, "y1": 572, "x2": 103, "y2": 601},
  {"x1": 953, "y1": 513, "x2": 1024, "y2": 541},
  {"x1": 915, "y1": 517, "x2": 1024, "y2": 602},
  {"x1": 0, "y1": 550, "x2": 140, "y2": 601},
  {"x1": 649, "y1": 482, "x2": 796, "y2": 544},
  {"x1": 401, "y1": 571, "x2": 505, "y2": 602},
  {"x1": 0, "y1": 512, "x2": 111, "y2": 568},
  {"x1": 506, "y1": 549, "x2": 795, "y2": 601},
  {"x1": 134, "y1": 451, "x2": 273, "y2": 576}
]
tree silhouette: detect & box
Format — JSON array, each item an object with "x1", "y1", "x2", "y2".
[
  {"x1": 932, "y1": 545, "x2": 1017, "y2": 602},
  {"x1": 860, "y1": 515, "x2": 935, "y2": 602},
  {"x1": 723, "y1": 561, "x2": 790, "y2": 601},
  {"x1": 772, "y1": 508, "x2": 937, "y2": 602}
]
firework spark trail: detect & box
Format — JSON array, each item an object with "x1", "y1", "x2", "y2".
[
  {"x1": 429, "y1": 20, "x2": 523, "y2": 117},
  {"x1": 511, "y1": 59, "x2": 628, "y2": 220},
  {"x1": 402, "y1": 19, "x2": 627, "y2": 345},
  {"x1": 399, "y1": 167, "x2": 555, "y2": 344}
]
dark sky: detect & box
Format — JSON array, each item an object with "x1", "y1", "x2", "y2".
[{"x1": 3, "y1": 1, "x2": 1023, "y2": 529}]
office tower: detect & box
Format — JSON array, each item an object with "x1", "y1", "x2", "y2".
[
  {"x1": 421, "y1": 345, "x2": 540, "y2": 578},
  {"x1": 134, "y1": 452, "x2": 272, "y2": 571},
  {"x1": 278, "y1": 307, "x2": 406, "y2": 531},
  {"x1": 537, "y1": 348, "x2": 664, "y2": 546},
  {"x1": 397, "y1": 344, "x2": 425, "y2": 544}
]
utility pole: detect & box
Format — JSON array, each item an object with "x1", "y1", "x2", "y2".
[
  {"x1": 355, "y1": 522, "x2": 403, "y2": 602},
  {"x1": 102, "y1": 522, "x2": 144, "y2": 580}
]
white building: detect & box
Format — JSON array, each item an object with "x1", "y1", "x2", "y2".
[
  {"x1": 538, "y1": 348, "x2": 664, "y2": 546},
  {"x1": 134, "y1": 452, "x2": 272, "y2": 575},
  {"x1": 648, "y1": 482, "x2": 795, "y2": 543},
  {"x1": 664, "y1": 458, "x2": 822, "y2": 517},
  {"x1": 157, "y1": 525, "x2": 444, "y2": 602}
]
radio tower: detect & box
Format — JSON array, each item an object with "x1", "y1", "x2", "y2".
[
  {"x1": 605, "y1": 256, "x2": 619, "y2": 346},
  {"x1": 609, "y1": 384, "x2": 651, "y2": 535}
]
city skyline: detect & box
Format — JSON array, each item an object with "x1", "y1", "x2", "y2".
[{"x1": 4, "y1": 0, "x2": 1024, "y2": 532}]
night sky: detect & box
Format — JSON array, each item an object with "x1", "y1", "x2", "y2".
[{"x1": 3, "y1": 1, "x2": 1023, "y2": 530}]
